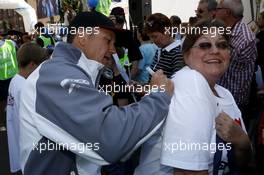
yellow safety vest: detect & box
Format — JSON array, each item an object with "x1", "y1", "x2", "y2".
[
  {"x1": 96, "y1": 0, "x2": 112, "y2": 16},
  {"x1": 0, "y1": 40, "x2": 18, "y2": 80},
  {"x1": 38, "y1": 35, "x2": 55, "y2": 48}
]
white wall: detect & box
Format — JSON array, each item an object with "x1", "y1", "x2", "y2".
[
  {"x1": 243, "y1": 0, "x2": 254, "y2": 24},
  {"x1": 151, "y1": 0, "x2": 256, "y2": 24},
  {"x1": 152, "y1": 0, "x2": 198, "y2": 22}
]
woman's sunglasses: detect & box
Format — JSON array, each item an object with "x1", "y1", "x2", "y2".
[{"x1": 192, "y1": 41, "x2": 230, "y2": 50}]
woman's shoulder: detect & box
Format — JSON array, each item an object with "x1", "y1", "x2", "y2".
[
  {"x1": 171, "y1": 66, "x2": 211, "y2": 96},
  {"x1": 171, "y1": 66, "x2": 208, "y2": 86}
]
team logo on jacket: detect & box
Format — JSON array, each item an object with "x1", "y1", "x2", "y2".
[
  {"x1": 60, "y1": 79, "x2": 90, "y2": 94},
  {"x1": 7, "y1": 93, "x2": 14, "y2": 106}
]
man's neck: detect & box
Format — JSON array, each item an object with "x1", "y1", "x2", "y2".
[
  {"x1": 19, "y1": 69, "x2": 28, "y2": 79},
  {"x1": 225, "y1": 18, "x2": 241, "y2": 28}
]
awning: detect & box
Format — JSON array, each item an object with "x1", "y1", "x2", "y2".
[{"x1": 0, "y1": 0, "x2": 37, "y2": 33}]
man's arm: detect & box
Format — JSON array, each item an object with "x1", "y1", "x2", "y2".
[{"x1": 34, "y1": 65, "x2": 173, "y2": 163}]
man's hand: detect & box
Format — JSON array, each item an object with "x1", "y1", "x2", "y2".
[{"x1": 150, "y1": 69, "x2": 174, "y2": 97}]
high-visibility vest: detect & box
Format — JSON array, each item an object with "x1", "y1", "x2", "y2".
[
  {"x1": 95, "y1": 0, "x2": 112, "y2": 16},
  {"x1": 119, "y1": 49, "x2": 131, "y2": 67},
  {"x1": 0, "y1": 40, "x2": 18, "y2": 80},
  {"x1": 38, "y1": 35, "x2": 55, "y2": 48}
]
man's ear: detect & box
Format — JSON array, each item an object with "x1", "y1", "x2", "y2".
[{"x1": 75, "y1": 27, "x2": 90, "y2": 47}]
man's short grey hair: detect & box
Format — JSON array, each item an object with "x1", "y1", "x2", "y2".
[{"x1": 222, "y1": 0, "x2": 244, "y2": 18}]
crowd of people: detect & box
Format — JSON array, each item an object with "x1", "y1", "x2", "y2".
[{"x1": 0, "y1": 0, "x2": 264, "y2": 175}]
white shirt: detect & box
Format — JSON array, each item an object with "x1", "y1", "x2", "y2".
[
  {"x1": 135, "y1": 66, "x2": 245, "y2": 175},
  {"x1": 6, "y1": 74, "x2": 26, "y2": 172},
  {"x1": 161, "y1": 66, "x2": 245, "y2": 174}
]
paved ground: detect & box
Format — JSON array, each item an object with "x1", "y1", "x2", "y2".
[
  {"x1": 0, "y1": 112, "x2": 22, "y2": 175},
  {"x1": 0, "y1": 126, "x2": 12, "y2": 175}
]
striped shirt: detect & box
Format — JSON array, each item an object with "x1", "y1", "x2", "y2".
[
  {"x1": 150, "y1": 40, "x2": 185, "y2": 78},
  {"x1": 218, "y1": 20, "x2": 257, "y2": 106}
]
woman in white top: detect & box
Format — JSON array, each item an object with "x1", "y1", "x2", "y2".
[
  {"x1": 135, "y1": 20, "x2": 252, "y2": 175},
  {"x1": 161, "y1": 19, "x2": 252, "y2": 175}
]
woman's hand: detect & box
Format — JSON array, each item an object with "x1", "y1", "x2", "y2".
[
  {"x1": 215, "y1": 112, "x2": 252, "y2": 168},
  {"x1": 215, "y1": 112, "x2": 246, "y2": 145}
]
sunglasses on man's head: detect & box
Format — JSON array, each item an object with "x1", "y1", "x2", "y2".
[{"x1": 192, "y1": 41, "x2": 230, "y2": 50}]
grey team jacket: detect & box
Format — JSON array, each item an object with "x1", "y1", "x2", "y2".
[{"x1": 19, "y1": 42, "x2": 171, "y2": 175}]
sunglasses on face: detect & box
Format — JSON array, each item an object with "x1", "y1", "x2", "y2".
[{"x1": 192, "y1": 41, "x2": 230, "y2": 50}]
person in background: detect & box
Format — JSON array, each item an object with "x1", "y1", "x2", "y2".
[
  {"x1": 95, "y1": 0, "x2": 112, "y2": 16},
  {"x1": 215, "y1": 0, "x2": 257, "y2": 129},
  {"x1": 189, "y1": 16, "x2": 198, "y2": 26},
  {"x1": 109, "y1": 7, "x2": 128, "y2": 29},
  {"x1": 6, "y1": 43, "x2": 48, "y2": 175},
  {"x1": 109, "y1": 7, "x2": 142, "y2": 79},
  {"x1": 0, "y1": 33, "x2": 18, "y2": 131},
  {"x1": 170, "y1": 15, "x2": 182, "y2": 40},
  {"x1": 135, "y1": 22, "x2": 157, "y2": 84},
  {"x1": 21, "y1": 33, "x2": 32, "y2": 44},
  {"x1": 196, "y1": 0, "x2": 217, "y2": 21},
  {"x1": 145, "y1": 13, "x2": 185, "y2": 79},
  {"x1": 34, "y1": 22, "x2": 56, "y2": 54}
]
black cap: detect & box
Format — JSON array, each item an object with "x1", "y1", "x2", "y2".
[
  {"x1": 68, "y1": 11, "x2": 125, "y2": 39},
  {"x1": 110, "y1": 7, "x2": 125, "y2": 16}
]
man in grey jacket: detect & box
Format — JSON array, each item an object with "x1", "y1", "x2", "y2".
[{"x1": 19, "y1": 11, "x2": 174, "y2": 175}]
